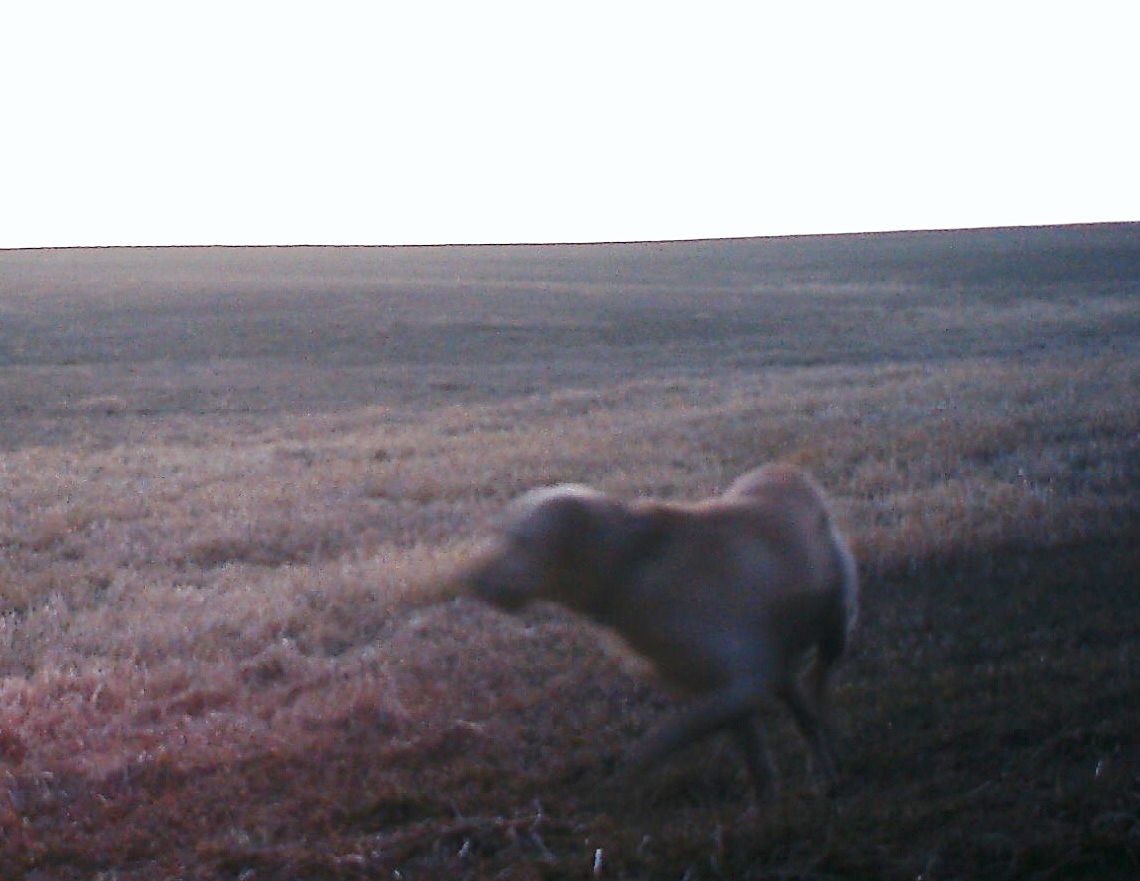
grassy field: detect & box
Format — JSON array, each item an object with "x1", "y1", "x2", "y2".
[{"x1": 1, "y1": 224, "x2": 1138, "y2": 879}]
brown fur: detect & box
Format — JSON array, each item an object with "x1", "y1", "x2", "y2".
[{"x1": 460, "y1": 463, "x2": 858, "y2": 796}]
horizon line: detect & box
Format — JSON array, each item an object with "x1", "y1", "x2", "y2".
[{"x1": 3, "y1": 219, "x2": 1137, "y2": 254}]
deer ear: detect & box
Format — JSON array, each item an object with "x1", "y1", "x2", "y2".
[{"x1": 507, "y1": 485, "x2": 605, "y2": 548}]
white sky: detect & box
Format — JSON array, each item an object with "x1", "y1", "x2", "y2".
[{"x1": 3, "y1": 1, "x2": 1138, "y2": 248}]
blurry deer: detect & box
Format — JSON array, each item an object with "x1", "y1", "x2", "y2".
[{"x1": 459, "y1": 463, "x2": 858, "y2": 796}]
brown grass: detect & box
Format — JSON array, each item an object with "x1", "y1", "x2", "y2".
[{"x1": 1, "y1": 225, "x2": 1138, "y2": 879}]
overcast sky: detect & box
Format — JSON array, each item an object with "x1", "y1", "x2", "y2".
[{"x1": 3, "y1": 2, "x2": 1137, "y2": 248}]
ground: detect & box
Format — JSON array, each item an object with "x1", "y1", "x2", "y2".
[{"x1": 1, "y1": 225, "x2": 1137, "y2": 879}]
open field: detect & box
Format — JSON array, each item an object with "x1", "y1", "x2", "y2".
[{"x1": 1, "y1": 224, "x2": 1138, "y2": 879}]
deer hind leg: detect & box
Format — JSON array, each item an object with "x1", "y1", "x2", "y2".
[
  {"x1": 730, "y1": 714, "x2": 778, "y2": 799},
  {"x1": 778, "y1": 675, "x2": 838, "y2": 792}
]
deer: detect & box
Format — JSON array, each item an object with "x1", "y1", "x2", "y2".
[{"x1": 459, "y1": 462, "x2": 859, "y2": 797}]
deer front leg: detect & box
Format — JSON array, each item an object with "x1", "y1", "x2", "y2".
[{"x1": 628, "y1": 681, "x2": 762, "y2": 774}]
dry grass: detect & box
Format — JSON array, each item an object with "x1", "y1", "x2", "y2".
[{"x1": 1, "y1": 225, "x2": 1138, "y2": 879}]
